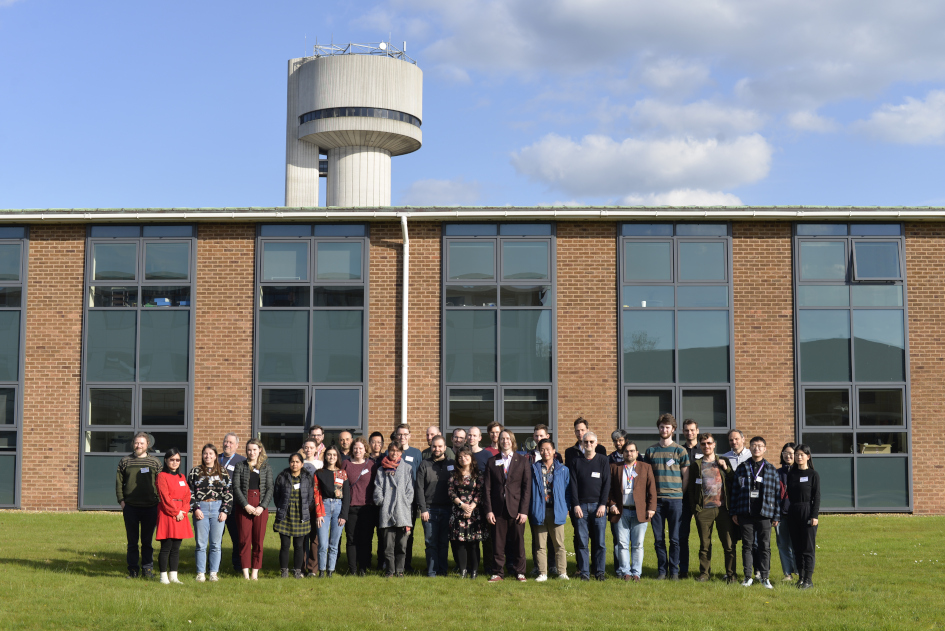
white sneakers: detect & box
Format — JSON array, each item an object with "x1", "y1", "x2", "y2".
[
  {"x1": 557, "y1": 573, "x2": 570, "y2": 580},
  {"x1": 159, "y1": 572, "x2": 170, "y2": 584},
  {"x1": 761, "y1": 579, "x2": 774, "y2": 589},
  {"x1": 208, "y1": 573, "x2": 218, "y2": 582},
  {"x1": 169, "y1": 572, "x2": 183, "y2": 584},
  {"x1": 741, "y1": 577, "x2": 753, "y2": 587},
  {"x1": 535, "y1": 574, "x2": 548, "y2": 582},
  {"x1": 195, "y1": 573, "x2": 206, "y2": 582}
]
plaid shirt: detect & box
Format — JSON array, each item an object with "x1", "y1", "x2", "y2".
[{"x1": 731, "y1": 459, "x2": 781, "y2": 520}]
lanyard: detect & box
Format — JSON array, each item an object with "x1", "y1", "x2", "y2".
[
  {"x1": 624, "y1": 463, "x2": 636, "y2": 493},
  {"x1": 748, "y1": 461, "x2": 765, "y2": 489}
]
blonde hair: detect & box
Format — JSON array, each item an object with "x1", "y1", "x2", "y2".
[{"x1": 245, "y1": 438, "x2": 268, "y2": 468}]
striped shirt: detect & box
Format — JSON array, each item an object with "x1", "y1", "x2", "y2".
[{"x1": 643, "y1": 442, "x2": 690, "y2": 499}]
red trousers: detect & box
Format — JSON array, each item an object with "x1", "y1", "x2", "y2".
[{"x1": 237, "y1": 489, "x2": 268, "y2": 570}]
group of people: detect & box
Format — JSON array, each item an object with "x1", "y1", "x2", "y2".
[{"x1": 116, "y1": 414, "x2": 820, "y2": 588}]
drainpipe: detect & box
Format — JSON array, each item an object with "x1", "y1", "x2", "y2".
[{"x1": 400, "y1": 214, "x2": 409, "y2": 426}]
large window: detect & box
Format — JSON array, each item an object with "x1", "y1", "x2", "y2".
[
  {"x1": 0, "y1": 227, "x2": 26, "y2": 508},
  {"x1": 794, "y1": 223, "x2": 911, "y2": 511},
  {"x1": 442, "y1": 224, "x2": 555, "y2": 446},
  {"x1": 254, "y1": 224, "x2": 368, "y2": 471},
  {"x1": 619, "y1": 223, "x2": 734, "y2": 448},
  {"x1": 80, "y1": 225, "x2": 196, "y2": 509}
]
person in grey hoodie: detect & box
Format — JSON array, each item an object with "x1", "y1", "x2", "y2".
[{"x1": 373, "y1": 442, "x2": 415, "y2": 577}]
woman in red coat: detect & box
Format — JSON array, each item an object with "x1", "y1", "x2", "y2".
[{"x1": 156, "y1": 448, "x2": 194, "y2": 584}]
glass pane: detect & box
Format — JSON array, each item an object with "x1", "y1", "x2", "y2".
[
  {"x1": 0, "y1": 430, "x2": 14, "y2": 450},
  {"x1": 623, "y1": 311, "x2": 674, "y2": 383},
  {"x1": 817, "y1": 457, "x2": 854, "y2": 508},
  {"x1": 313, "y1": 224, "x2": 365, "y2": 237},
  {"x1": 92, "y1": 243, "x2": 137, "y2": 281},
  {"x1": 850, "y1": 224, "x2": 901, "y2": 236},
  {"x1": 141, "y1": 389, "x2": 186, "y2": 426},
  {"x1": 857, "y1": 432, "x2": 908, "y2": 454},
  {"x1": 676, "y1": 286, "x2": 728, "y2": 307},
  {"x1": 261, "y1": 389, "x2": 306, "y2": 427},
  {"x1": 90, "y1": 226, "x2": 139, "y2": 238},
  {"x1": 502, "y1": 242, "x2": 549, "y2": 280},
  {"x1": 259, "y1": 433, "x2": 303, "y2": 455},
  {"x1": 86, "y1": 311, "x2": 136, "y2": 382},
  {"x1": 857, "y1": 458, "x2": 909, "y2": 507},
  {"x1": 796, "y1": 224, "x2": 847, "y2": 236},
  {"x1": 623, "y1": 434, "x2": 660, "y2": 453},
  {"x1": 0, "y1": 287, "x2": 21, "y2": 308},
  {"x1": 858, "y1": 389, "x2": 903, "y2": 426},
  {"x1": 444, "y1": 224, "x2": 497, "y2": 236},
  {"x1": 626, "y1": 391, "x2": 672, "y2": 427},
  {"x1": 312, "y1": 311, "x2": 362, "y2": 382},
  {"x1": 500, "y1": 310, "x2": 552, "y2": 383},
  {"x1": 851, "y1": 285, "x2": 902, "y2": 307},
  {"x1": 853, "y1": 242, "x2": 900, "y2": 279},
  {"x1": 499, "y1": 224, "x2": 552, "y2": 236},
  {"x1": 312, "y1": 286, "x2": 363, "y2": 307},
  {"x1": 262, "y1": 242, "x2": 309, "y2": 281},
  {"x1": 802, "y1": 433, "x2": 853, "y2": 455},
  {"x1": 797, "y1": 285, "x2": 849, "y2": 307},
  {"x1": 678, "y1": 242, "x2": 725, "y2": 281},
  {"x1": 0, "y1": 227, "x2": 26, "y2": 238},
  {"x1": 82, "y1": 455, "x2": 124, "y2": 506},
  {"x1": 0, "y1": 388, "x2": 13, "y2": 424},
  {"x1": 142, "y1": 286, "x2": 190, "y2": 307},
  {"x1": 316, "y1": 242, "x2": 362, "y2": 280},
  {"x1": 140, "y1": 311, "x2": 189, "y2": 382},
  {"x1": 503, "y1": 389, "x2": 549, "y2": 426},
  {"x1": 799, "y1": 241, "x2": 846, "y2": 280},
  {"x1": 853, "y1": 310, "x2": 905, "y2": 382},
  {"x1": 448, "y1": 242, "x2": 495, "y2": 280},
  {"x1": 89, "y1": 389, "x2": 132, "y2": 426},
  {"x1": 0, "y1": 312, "x2": 19, "y2": 382},
  {"x1": 142, "y1": 225, "x2": 193, "y2": 238},
  {"x1": 681, "y1": 390, "x2": 727, "y2": 427},
  {"x1": 622, "y1": 286, "x2": 674, "y2": 308},
  {"x1": 0, "y1": 454, "x2": 14, "y2": 505},
  {"x1": 448, "y1": 389, "x2": 494, "y2": 427},
  {"x1": 144, "y1": 243, "x2": 190, "y2": 280},
  {"x1": 258, "y1": 311, "x2": 309, "y2": 383},
  {"x1": 261, "y1": 286, "x2": 310, "y2": 308},
  {"x1": 446, "y1": 286, "x2": 497, "y2": 307},
  {"x1": 313, "y1": 389, "x2": 361, "y2": 428},
  {"x1": 676, "y1": 224, "x2": 727, "y2": 236},
  {"x1": 804, "y1": 389, "x2": 850, "y2": 427},
  {"x1": 260, "y1": 224, "x2": 311, "y2": 237},
  {"x1": 148, "y1": 432, "x2": 189, "y2": 455},
  {"x1": 625, "y1": 242, "x2": 671, "y2": 281},
  {"x1": 678, "y1": 311, "x2": 729, "y2": 383},
  {"x1": 500, "y1": 285, "x2": 552, "y2": 307},
  {"x1": 0, "y1": 243, "x2": 21, "y2": 281},
  {"x1": 622, "y1": 224, "x2": 672, "y2": 237},
  {"x1": 85, "y1": 430, "x2": 134, "y2": 453},
  {"x1": 90, "y1": 286, "x2": 138, "y2": 308},
  {"x1": 444, "y1": 311, "x2": 496, "y2": 382},
  {"x1": 798, "y1": 310, "x2": 850, "y2": 382}
]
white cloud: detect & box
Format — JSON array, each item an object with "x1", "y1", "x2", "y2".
[
  {"x1": 634, "y1": 58, "x2": 712, "y2": 98},
  {"x1": 621, "y1": 189, "x2": 743, "y2": 206},
  {"x1": 400, "y1": 177, "x2": 481, "y2": 206},
  {"x1": 430, "y1": 64, "x2": 471, "y2": 84},
  {"x1": 786, "y1": 110, "x2": 838, "y2": 133},
  {"x1": 510, "y1": 133, "x2": 771, "y2": 198},
  {"x1": 625, "y1": 99, "x2": 765, "y2": 137},
  {"x1": 852, "y1": 90, "x2": 945, "y2": 144}
]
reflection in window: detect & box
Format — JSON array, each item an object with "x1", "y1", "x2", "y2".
[
  {"x1": 0, "y1": 244, "x2": 22, "y2": 281},
  {"x1": 681, "y1": 390, "x2": 727, "y2": 427},
  {"x1": 263, "y1": 242, "x2": 309, "y2": 281},
  {"x1": 312, "y1": 311, "x2": 362, "y2": 382},
  {"x1": 623, "y1": 286, "x2": 674, "y2": 308},
  {"x1": 853, "y1": 310, "x2": 905, "y2": 382},
  {"x1": 804, "y1": 389, "x2": 850, "y2": 427},
  {"x1": 799, "y1": 241, "x2": 846, "y2": 280},
  {"x1": 852, "y1": 242, "x2": 901, "y2": 279},
  {"x1": 258, "y1": 311, "x2": 309, "y2": 383},
  {"x1": 626, "y1": 390, "x2": 672, "y2": 427},
  {"x1": 141, "y1": 389, "x2": 186, "y2": 425},
  {"x1": 448, "y1": 242, "x2": 495, "y2": 280},
  {"x1": 798, "y1": 310, "x2": 850, "y2": 382},
  {"x1": 500, "y1": 310, "x2": 552, "y2": 382},
  {"x1": 93, "y1": 243, "x2": 137, "y2": 281},
  {"x1": 312, "y1": 389, "x2": 360, "y2": 427},
  {"x1": 858, "y1": 389, "x2": 903, "y2": 426},
  {"x1": 677, "y1": 311, "x2": 729, "y2": 383},
  {"x1": 502, "y1": 242, "x2": 549, "y2": 280},
  {"x1": 86, "y1": 311, "x2": 136, "y2": 382},
  {"x1": 623, "y1": 311, "x2": 674, "y2": 383},
  {"x1": 678, "y1": 242, "x2": 725, "y2": 281},
  {"x1": 316, "y1": 242, "x2": 362, "y2": 280},
  {"x1": 260, "y1": 389, "x2": 306, "y2": 427},
  {"x1": 449, "y1": 389, "x2": 494, "y2": 427},
  {"x1": 444, "y1": 311, "x2": 496, "y2": 382},
  {"x1": 625, "y1": 242, "x2": 672, "y2": 281},
  {"x1": 446, "y1": 286, "x2": 496, "y2": 307},
  {"x1": 144, "y1": 243, "x2": 190, "y2": 280}
]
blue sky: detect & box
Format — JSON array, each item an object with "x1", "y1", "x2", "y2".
[{"x1": 3, "y1": 0, "x2": 945, "y2": 209}]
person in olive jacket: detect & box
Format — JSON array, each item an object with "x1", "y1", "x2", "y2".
[
  {"x1": 685, "y1": 433, "x2": 736, "y2": 582},
  {"x1": 232, "y1": 439, "x2": 274, "y2": 580}
]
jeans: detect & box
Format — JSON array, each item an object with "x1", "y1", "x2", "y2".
[
  {"x1": 615, "y1": 508, "x2": 649, "y2": 577},
  {"x1": 193, "y1": 500, "x2": 226, "y2": 574},
  {"x1": 651, "y1": 497, "x2": 683, "y2": 576},
  {"x1": 422, "y1": 506, "x2": 451, "y2": 576},
  {"x1": 679, "y1": 498, "x2": 693, "y2": 575},
  {"x1": 123, "y1": 504, "x2": 158, "y2": 572},
  {"x1": 318, "y1": 498, "x2": 344, "y2": 571},
  {"x1": 775, "y1": 519, "x2": 797, "y2": 575},
  {"x1": 571, "y1": 502, "x2": 606, "y2": 578}
]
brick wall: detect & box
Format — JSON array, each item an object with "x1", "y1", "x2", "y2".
[
  {"x1": 556, "y1": 222, "x2": 619, "y2": 442},
  {"x1": 904, "y1": 222, "x2": 945, "y2": 514},
  {"x1": 191, "y1": 224, "x2": 255, "y2": 455},
  {"x1": 732, "y1": 222, "x2": 796, "y2": 464},
  {"x1": 22, "y1": 225, "x2": 85, "y2": 510}
]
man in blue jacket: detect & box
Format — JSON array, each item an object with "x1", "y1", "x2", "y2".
[
  {"x1": 731, "y1": 436, "x2": 780, "y2": 589},
  {"x1": 529, "y1": 439, "x2": 571, "y2": 581}
]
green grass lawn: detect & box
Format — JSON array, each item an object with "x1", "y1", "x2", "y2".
[{"x1": 0, "y1": 512, "x2": 943, "y2": 630}]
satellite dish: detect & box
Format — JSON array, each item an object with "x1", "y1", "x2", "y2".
[{"x1": 378, "y1": 42, "x2": 387, "y2": 50}]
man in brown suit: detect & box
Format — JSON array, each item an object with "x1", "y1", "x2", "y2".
[
  {"x1": 483, "y1": 430, "x2": 532, "y2": 582},
  {"x1": 607, "y1": 441, "x2": 657, "y2": 581}
]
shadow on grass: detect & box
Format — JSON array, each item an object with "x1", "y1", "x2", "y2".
[{"x1": 0, "y1": 550, "x2": 132, "y2": 577}]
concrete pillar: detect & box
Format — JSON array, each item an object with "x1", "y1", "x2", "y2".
[
  {"x1": 326, "y1": 146, "x2": 391, "y2": 207},
  {"x1": 285, "y1": 58, "x2": 320, "y2": 207}
]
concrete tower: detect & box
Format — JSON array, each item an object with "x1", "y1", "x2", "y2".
[{"x1": 285, "y1": 43, "x2": 423, "y2": 207}]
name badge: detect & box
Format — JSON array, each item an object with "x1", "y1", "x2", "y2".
[
  {"x1": 630, "y1": 469, "x2": 638, "y2": 478},
  {"x1": 405, "y1": 456, "x2": 414, "y2": 462},
  {"x1": 591, "y1": 472, "x2": 601, "y2": 478},
  {"x1": 253, "y1": 468, "x2": 260, "y2": 474},
  {"x1": 447, "y1": 465, "x2": 454, "y2": 471},
  {"x1": 140, "y1": 467, "x2": 150, "y2": 473},
  {"x1": 695, "y1": 454, "x2": 703, "y2": 459},
  {"x1": 210, "y1": 476, "x2": 219, "y2": 482},
  {"x1": 179, "y1": 480, "x2": 186, "y2": 487},
  {"x1": 695, "y1": 478, "x2": 702, "y2": 484},
  {"x1": 666, "y1": 459, "x2": 675, "y2": 467},
  {"x1": 749, "y1": 490, "x2": 760, "y2": 498},
  {"x1": 755, "y1": 476, "x2": 763, "y2": 483},
  {"x1": 293, "y1": 483, "x2": 300, "y2": 490},
  {"x1": 227, "y1": 465, "x2": 235, "y2": 471},
  {"x1": 361, "y1": 469, "x2": 370, "y2": 475},
  {"x1": 800, "y1": 476, "x2": 809, "y2": 482},
  {"x1": 496, "y1": 461, "x2": 504, "y2": 466}
]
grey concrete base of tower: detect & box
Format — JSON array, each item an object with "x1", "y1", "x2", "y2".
[{"x1": 326, "y1": 146, "x2": 392, "y2": 207}]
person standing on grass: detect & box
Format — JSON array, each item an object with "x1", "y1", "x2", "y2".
[
  {"x1": 218, "y1": 432, "x2": 245, "y2": 574},
  {"x1": 449, "y1": 446, "x2": 485, "y2": 579},
  {"x1": 315, "y1": 446, "x2": 350, "y2": 577},
  {"x1": 608, "y1": 441, "x2": 657, "y2": 582},
  {"x1": 564, "y1": 417, "x2": 608, "y2": 469},
  {"x1": 416, "y1": 435, "x2": 455, "y2": 577},
  {"x1": 343, "y1": 438, "x2": 379, "y2": 576},
  {"x1": 374, "y1": 441, "x2": 415, "y2": 577},
  {"x1": 643, "y1": 413, "x2": 690, "y2": 580},
  {"x1": 723, "y1": 428, "x2": 757, "y2": 578},
  {"x1": 232, "y1": 438, "x2": 273, "y2": 581},
  {"x1": 392, "y1": 424, "x2": 423, "y2": 573},
  {"x1": 273, "y1": 453, "x2": 323, "y2": 579},
  {"x1": 367, "y1": 431, "x2": 387, "y2": 570},
  {"x1": 731, "y1": 436, "x2": 780, "y2": 589},
  {"x1": 116, "y1": 432, "x2": 160, "y2": 580},
  {"x1": 188, "y1": 443, "x2": 233, "y2": 582},
  {"x1": 686, "y1": 433, "x2": 736, "y2": 583},
  {"x1": 484, "y1": 430, "x2": 532, "y2": 583},
  {"x1": 569, "y1": 431, "x2": 611, "y2": 581},
  {"x1": 156, "y1": 448, "x2": 193, "y2": 585},
  {"x1": 787, "y1": 444, "x2": 820, "y2": 589},
  {"x1": 776, "y1": 442, "x2": 798, "y2": 583},
  {"x1": 678, "y1": 418, "x2": 703, "y2": 579},
  {"x1": 467, "y1": 425, "x2": 495, "y2": 575},
  {"x1": 530, "y1": 438, "x2": 571, "y2": 582},
  {"x1": 607, "y1": 428, "x2": 627, "y2": 573}
]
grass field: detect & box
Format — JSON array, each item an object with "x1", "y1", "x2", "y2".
[{"x1": 0, "y1": 512, "x2": 943, "y2": 630}]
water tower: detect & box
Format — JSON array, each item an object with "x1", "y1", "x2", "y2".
[{"x1": 285, "y1": 42, "x2": 423, "y2": 207}]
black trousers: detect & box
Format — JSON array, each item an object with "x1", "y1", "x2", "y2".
[
  {"x1": 739, "y1": 516, "x2": 771, "y2": 579},
  {"x1": 788, "y1": 505, "x2": 817, "y2": 578},
  {"x1": 158, "y1": 538, "x2": 182, "y2": 573},
  {"x1": 453, "y1": 540, "x2": 480, "y2": 574},
  {"x1": 382, "y1": 526, "x2": 409, "y2": 574},
  {"x1": 279, "y1": 534, "x2": 305, "y2": 570},
  {"x1": 123, "y1": 504, "x2": 158, "y2": 572},
  {"x1": 345, "y1": 505, "x2": 377, "y2": 573},
  {"x1": 405, "y1": 504, "x2": 419, "y2": 571},
  {"x1": 224, "y1": 510, "x2": 241, "y2": 571}
]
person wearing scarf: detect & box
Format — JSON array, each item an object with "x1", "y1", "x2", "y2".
[{"x1": 373, "y1": 442, "x2": 414, "y2": 577}]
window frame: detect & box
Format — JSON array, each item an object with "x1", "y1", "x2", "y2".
[{"x1": 0, "y1": 227, "x2": 27, "y2": 509}]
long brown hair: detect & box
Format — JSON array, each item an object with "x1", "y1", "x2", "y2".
[
  {"x1": 199, "y1": 443, "x2": 224, "y2": 477},
  {"x1": 245, "y1": 438, "x2": 268, "y2": 468},
  {"x1": 452, "y1": 447, "x2": 479, "y2": 483}
]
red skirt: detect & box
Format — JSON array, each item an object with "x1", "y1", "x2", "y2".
[{"x1": 156, "y1": 498, "x2": 194, "y2": 540}]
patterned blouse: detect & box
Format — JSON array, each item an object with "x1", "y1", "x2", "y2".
[{"x1": 187, "y1": 467, "x2": 234, "y2": 514}]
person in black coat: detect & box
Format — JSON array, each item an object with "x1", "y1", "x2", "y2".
[
  {"x1": 273, "y1": 454, "x2": 322, "y2": 578},
  {"x1": 786, "y1": 444, "x2": 820, "y2": 589}
]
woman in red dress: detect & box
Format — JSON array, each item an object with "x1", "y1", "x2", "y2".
[{"x1": 156, "y1": 448, "x2": 194, "y2": 584}]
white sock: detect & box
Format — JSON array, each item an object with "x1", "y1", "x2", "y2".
[{"x1": 160, "y1": 572, "x2": 170, "y2": 584}]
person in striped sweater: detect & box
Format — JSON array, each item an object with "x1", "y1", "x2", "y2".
[
  {"x1": 642, "y1": 413, "x2": 690, "y2": 580},
  {"x1": 116, "y1": 432, "x2": 160, "y2": 580}
]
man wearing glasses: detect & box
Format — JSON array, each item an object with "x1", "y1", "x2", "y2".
[
  {"x1": 564, "y1": 417, "x2": 608, "y2": 470},
  {"x1": 608, "y1": 441, "x2": 656, "y2": 582},
  {"x1": 687, "y1": 433, "x2": 736, "y2": 583},
  {"x1": 568, "y1": 431, "x2": 611, "y2": 581}
]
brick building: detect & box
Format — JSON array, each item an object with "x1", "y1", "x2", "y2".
[{"x1": 0, "y1": 207, "x2": 938, "y2": 514}]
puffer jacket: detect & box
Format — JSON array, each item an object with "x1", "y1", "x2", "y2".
[{"x1": 273, "y1": 467, "x2": 323, "y2": 523}]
